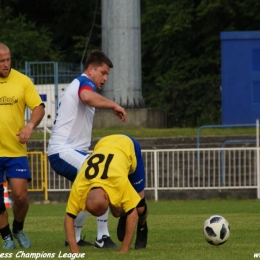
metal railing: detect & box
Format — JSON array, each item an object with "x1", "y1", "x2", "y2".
[
  {"x1": 26, "y1": 126, "x2": 260, "y2": 201},
  {"x1": 46, "y1": 147, "x2": 260, "y2": 201},
  {"x1": 27, "y1": 151, "x2": 48, "y2": 200}
]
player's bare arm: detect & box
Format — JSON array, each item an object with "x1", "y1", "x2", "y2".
[
  {"x1": 64, "y1": 214, "x2": 80, "y2": 253},
  {"x1": 16, "y1": 105, "x2": 45, "y2": 144},
  {"x1": 80, "y1": 90, "x2": 126, "y2": 122},
  {"x1": 118, "y1": 208, "x2": 138, "y2": 253}
]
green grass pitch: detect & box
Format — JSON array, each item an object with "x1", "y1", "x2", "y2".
[{"x1": 5, "y1": 199, "x2": 260, "y2": 260}]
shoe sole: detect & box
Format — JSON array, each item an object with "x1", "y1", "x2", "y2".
[
  {"x1": 65, "y1": 241, "x2": 93, "y2": 247},
  {"x1": 94, "y1": 244, "x2": 118, "y2": 249},
  {"x1": 4, "y1": 244, "x2": 15, "y2": 250}
]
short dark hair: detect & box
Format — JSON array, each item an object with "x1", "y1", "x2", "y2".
[{"x1": 83, "y1": 50, "x2": 113, "y2": 70}]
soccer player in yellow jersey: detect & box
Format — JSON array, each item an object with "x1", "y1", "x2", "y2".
[
  {"x1": 65, "y1": 134, "x2": 148, "y2": 253},
  {"x1": 0, "y1": 43, "x2": 45, "y2": 249}
]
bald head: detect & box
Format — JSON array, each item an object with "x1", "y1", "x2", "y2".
[
  {"x1": 0, "y1": 43, "x2": 9, "y2": 52},
  {"x1": 0, "y1": 43, "x2": 11, "y2": 78},
  {"x1": 86, "y1": 188, "x2": 109, "y2": 217}
]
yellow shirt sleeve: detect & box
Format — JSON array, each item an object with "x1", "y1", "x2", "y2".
[{"x1": 66, "y1": 193, "x2": 78, "y2": 217}]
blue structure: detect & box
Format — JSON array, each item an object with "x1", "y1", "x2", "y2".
[{"x1": 220, "y1": 31, "x2": 260, "y2": 124}]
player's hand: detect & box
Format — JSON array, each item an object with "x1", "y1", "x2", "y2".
[
  {"x1": 16, "y1": 123, "x2": 34, "y2": 144},
  {"x1": 113, "y1": 107, "x2": 127, "y2": 122},
  {"x1": 115, "y1": 248, "x2": 129, "y2": 254}
]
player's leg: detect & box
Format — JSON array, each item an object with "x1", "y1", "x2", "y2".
[
  {"x1": 48, "y1": 150, "x2": 92, "y2": 246},
  {"x1": 71, "y1": 211, "x2": 93, "y2": 246},
  {"x1": 134, "y1": 193, "x2": 148, "y2": 249},
  {"x1": 94, "y1": 208, "x2": 118, "y2": 248},
  {"x1": 135, "y1": 190, "x2": 147, "y2": 224},
  {"x1": 117, "y1": 136, "x2": 148, "y2": 249},
  {"x1": 0, "y1": 204, "x2": 13, "y2": 249},
  {"x1": 7, "y1": 157, "x2": 31, "y2": 248},
  {"x1": 0, "y1": 158, "x2": 15, "y2": 249},
  {"x1": 9, "y1": 178, "x2": 30, "y2": 248}
]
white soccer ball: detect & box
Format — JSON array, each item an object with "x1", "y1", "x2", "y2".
[{"x1": 203, "y1": 215, "x2": 230, "y2": 246}]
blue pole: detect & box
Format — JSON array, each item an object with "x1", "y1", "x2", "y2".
[
  {"x1": 221, "y1": 139, "x2": 259, "y2": 185},
  {"x1": 196, "y1": 124, "x2": 256, "y2": 174}
]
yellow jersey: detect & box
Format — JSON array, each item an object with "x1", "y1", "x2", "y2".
[
  {"x1": 0, "y1": 69, "x2": 43, "y2": 156},
  {"x1": 66, "y1": 135, "x2": 141, "y2": 216}
]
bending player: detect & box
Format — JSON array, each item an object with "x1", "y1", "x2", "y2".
[{"x1": 64, "y1": 134, "x2": 148, "y2": 253}]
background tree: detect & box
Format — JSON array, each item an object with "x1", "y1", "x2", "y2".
[
  {"x1": 0, "y1": 7, "x2": 63, "y2": 62},
  {"x1": 2, "y1": 0, "x2": 260, "y2": 127},
  {"x1": 6, "y1": 0, "x2": 101, "y2": 63}
]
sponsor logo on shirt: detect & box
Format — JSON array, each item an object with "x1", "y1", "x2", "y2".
[{"x1": 0, "y1": 96, "x2": 18, "y2": 105}]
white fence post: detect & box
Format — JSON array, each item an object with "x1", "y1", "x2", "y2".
[
  {"x1": 154, "y1": 150, "x2": 158, "y2": 201},
  {"x1": 256, "y1": 119, "x2": 260, "y2": 199}
]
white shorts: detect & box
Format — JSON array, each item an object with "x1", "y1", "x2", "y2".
[{"x1": 48, "y1": 149, "x2": 90, "y2": 182}]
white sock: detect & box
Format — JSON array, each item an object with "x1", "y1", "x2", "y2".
[
  {"x1": 74, "y1": 211, "x2": 89, "y2": 242},
  {"x1": 96, "y1": 208, "x2": 110, "y2": 240}
]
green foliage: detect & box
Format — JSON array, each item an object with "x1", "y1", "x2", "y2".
[
  {"x1": 2, "y1": 0, "x2": 260, "y2": 127},
  {"x1": 6, "y1": 0, "x2": 102, "y2": 63},
  {"x1": 142, "y1": 81, "x2": 221, "y2": 127},
  {"x1": 0, "y1": 7, "x2": 63, "y2": 62}
]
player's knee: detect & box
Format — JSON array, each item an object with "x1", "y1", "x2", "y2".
[
  {"x1": 13, "y1": 194, "x2": 28, "y2": 207},
  {"x1": 136, "y1": 197, "x2": 147, "y2": 217}
]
